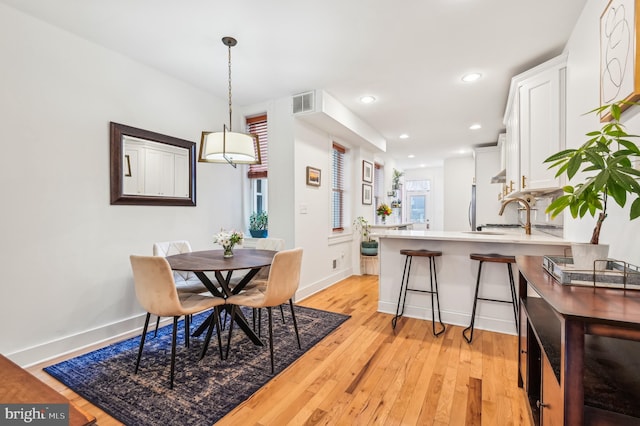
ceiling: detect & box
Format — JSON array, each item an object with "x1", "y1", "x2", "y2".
[{"x1": 1, "y1": 0, "x2": 587, "y2": 169}]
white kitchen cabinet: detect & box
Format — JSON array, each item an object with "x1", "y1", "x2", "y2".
[
  {"x1": 503, "y1": 54, "x2": 567, "y2": 196},
  {"x1": 122, "y1": 136, "x2": 188, "y2": 197}
]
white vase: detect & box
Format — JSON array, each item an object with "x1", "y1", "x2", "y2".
[{"x1": 571, "y1": 243, "x2": 609, "y2": 271}]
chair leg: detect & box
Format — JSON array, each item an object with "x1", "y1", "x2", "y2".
[
  {"x1": 201, "y1": 307, "x2": 224, "y2": 360},
  {"x1": 280, "y1": 304, "x2": 286, "y2": 324},
  {"x1": 225, "y1": 305, "x2": 236, "y2": 360},
  {"x1": 268, "y1": 307, "x2": 275, "y2": 374},
  {"x1": 507, "y1": 263, "x2": 518, "y2": 330},
  {"x1": 170, "y1": 316, "x2": 178, "y2": 389},
  {"x1": 135, "y1": 313, "x2": 151, "y2": 374},
  {"x1": 185, "y1": 314, "x2": 190, "y2": 348},
  {"x1": 392, "y1": 255, "x2": 412, "y2": 329},
  {"x1": 154, "y1": 316, "x2": 160, "y2": 337},
  {"x1": 214, "y1": 307, "x2": 224, "y2": 361},
  {"x1": 429, "y1": 257, "x2": 446, "y2": 337},
  {"x1": 289, "y1": 299, "x2": 301, "y2": 349},
  {"x1": 463, "y1": 261, "x2": 484, "y2": 343}
]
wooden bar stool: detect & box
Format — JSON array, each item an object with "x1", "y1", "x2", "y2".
[
  {"x1": 392, "y1": 249, "x2": 446, "y2": 336},
  {"x1": 463, "y1": 253, "x2": 517, "y2": 343}
]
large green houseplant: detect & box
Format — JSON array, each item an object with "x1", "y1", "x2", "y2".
[
  {"x1": 545, "y1": 101, "x2": 640, "y2": 266},
  {"x1": 249, "y1": 211, "x2": 268, "y2": 238}
]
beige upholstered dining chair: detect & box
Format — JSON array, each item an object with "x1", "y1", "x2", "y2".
[
  {"x1": 130, "y1": 255, "x2": 226, "y2": 389},
  {"x1": 153, "y1": 240, "x2": 209, "y2": 335},
  {"x1": 225, "y1": 247, "x2": 303, "y2": 373}
]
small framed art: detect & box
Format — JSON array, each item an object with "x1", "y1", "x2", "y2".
[
  {"x1": 362, "y1": 183, "x2": 372, "y2": 205},
  {"x1": 362, "y1": 160, "x2": 373, "y2": 183},
  {"x1": 306, "y1": 166, "x2": 321, "y2": 186}
]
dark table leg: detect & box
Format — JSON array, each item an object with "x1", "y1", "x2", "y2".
[{"x1": 192, "y1": 270, "x2": 264, "y2": 346}]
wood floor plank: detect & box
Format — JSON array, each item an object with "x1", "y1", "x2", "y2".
[{"x1": 26, "y1": 274, "x2": 532, "y2": 426}]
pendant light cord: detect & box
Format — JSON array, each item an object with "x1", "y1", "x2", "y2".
[{"x1": 227, "y1": 42, "x2": 233, "y2": 132}]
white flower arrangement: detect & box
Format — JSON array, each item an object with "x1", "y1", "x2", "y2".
[{"x1": 213, "y1": 229, "x2": 244, "y2": 249}]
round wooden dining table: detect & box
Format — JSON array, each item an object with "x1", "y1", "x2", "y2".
[{"x1": 166, "y1": 248, "x2": 277, "y2": 346}]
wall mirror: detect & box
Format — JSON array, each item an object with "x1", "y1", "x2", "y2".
[{"x1": 110, "y1": 122, "x2": 196, "y2": 206}]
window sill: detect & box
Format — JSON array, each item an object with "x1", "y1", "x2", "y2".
[{"x1": 328, "y1": 231, "x2": 354, "y2": 246}]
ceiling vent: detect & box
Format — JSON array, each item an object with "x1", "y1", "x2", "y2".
[{"x1": 292, "y1": 91, "x2": 315, "y2": 114}]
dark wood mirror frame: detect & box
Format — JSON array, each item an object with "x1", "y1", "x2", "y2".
[{"x1": 110, "y1": 122, "x2": 197, "y2": 206}]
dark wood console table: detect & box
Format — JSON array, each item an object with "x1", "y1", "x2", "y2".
[{"x1": 516, "y1": 255, "x2": 640, "y2": 425}]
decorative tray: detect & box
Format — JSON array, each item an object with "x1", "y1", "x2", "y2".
[{"x1": 542, "y1": 256, "x2": 640, "y2": 289}]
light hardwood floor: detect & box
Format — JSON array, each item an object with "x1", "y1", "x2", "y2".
[{"x1": 28, "y1": 274, "x2": 533, "y2": 425}]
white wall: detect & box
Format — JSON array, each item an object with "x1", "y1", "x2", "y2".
[
  {"x1": 0, "y1": 4, "x2": 244, "y2": 365},
  {"x1": 443, "y1": 156, "x2": 475, "y2": 231},
  {"x1": 293, "y1": 120, "x2": 358, "y2": 296},
  {"x1": 563, "y1": 0, "x2": 640, "y2": 265}
]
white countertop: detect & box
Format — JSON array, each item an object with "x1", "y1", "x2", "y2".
[
  {"x1": 369, "y1": 222, "x2": 414, "y2": 229},
  {"x1": 372, "y1": 229, "x2": 570, "y2": 246}
]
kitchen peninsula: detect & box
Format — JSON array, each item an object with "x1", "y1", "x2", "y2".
[{"x1": 375, "y1": 229, "x2": 570, "y2": 335}]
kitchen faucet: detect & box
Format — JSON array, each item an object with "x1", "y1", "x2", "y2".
[{"x1": 499, "y1": 197, "x2": 532, "y2": 235}]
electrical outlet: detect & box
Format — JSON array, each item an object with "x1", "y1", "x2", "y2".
[{"x1": 332, "y1": 259, "x2": 337, "y2": 269}]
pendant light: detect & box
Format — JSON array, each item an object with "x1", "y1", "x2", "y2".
[{"x1": 199, "y1": 36, "x2": 261, "y2": 167}]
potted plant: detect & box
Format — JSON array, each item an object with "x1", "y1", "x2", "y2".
[
  {"x1": 353, "y1": 216, "x2": 378, "y2": 255},
  {"x1": 249, "y1": 211, "x2": 268, "y2": 238},
  {"x1": 391, "y1": 168, "x2": 404, "y2": 191},
  {"x1": 544, "y1": 101, "x2": 640, "y2": 269}
]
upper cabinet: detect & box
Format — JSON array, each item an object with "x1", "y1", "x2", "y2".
[{"x1": 503, "y1": 54, "x2": 567, "y2": 196}]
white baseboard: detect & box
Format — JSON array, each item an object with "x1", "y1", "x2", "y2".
[
  {"x1": 378, "y1": 301, "x2": 517, "y2": 336},
  {"x1": 296, "y1": 267, "x2": 352, "y2": 302},
  {"x1": 8, "y1": 313, "x2": 152, "y2": 368}
]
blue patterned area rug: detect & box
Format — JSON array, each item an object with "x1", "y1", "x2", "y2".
[{"x1": 44, "y1": 306, "x2": 349, "y2": 425}]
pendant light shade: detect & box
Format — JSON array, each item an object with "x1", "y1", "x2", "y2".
[
  {"x1": 200, "y1": 125, "x2": 260, "y2": 164},
  {"x1": 199, "y1": 36, "x2": 261, "y2": 167}
]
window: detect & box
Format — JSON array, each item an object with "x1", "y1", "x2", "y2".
[
  {"x1": 332, "y1": 143, "x2": 346, "y2": 231},
  {"x1": 374, "y1": 163, "x2": 383, "y2": 207},
  {"x1": 247, "y1": 115, "x2": 268, "y2": 213},
  {"x1": 247, "y1": 115, "x2": 268, "y2": 179},
  {"x1": 405, "y1": 180, "x2": 431, "y2": 224}
]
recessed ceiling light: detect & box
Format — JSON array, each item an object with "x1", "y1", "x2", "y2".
[
  {"x1": 399, "y1": 133, "x2": 409, "y2": 139},
  {"x1": 408, "y1": 154, "x2": 415, "y2": 158},
  {"x1": 469, "y1": 123, "x2": 482, "y2": 130},
  {"x1": 420, "y1": 164, "x2": 426, "y2": 168},
  {"x1": 360, "y1": 95, "x2": 376, "y2": 104},
  {"x1": 462, "y1": 73, "x2": 482, "y2": 82}
]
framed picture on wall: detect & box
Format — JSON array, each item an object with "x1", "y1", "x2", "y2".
[
  {"x1": 600, "y1": 0, "x2": 640, "y2": 121},
  {"x1": 306, "y1": 166, "x2": 321, "y2": 186},
  {"x1": 362, "y1": 160, "x2": 373, "y2": 183},
  {"x1": 362, "y1": 183, "x2": 372, "y2": 205}
]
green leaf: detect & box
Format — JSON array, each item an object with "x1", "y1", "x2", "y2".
[
  {"x1": 544, "y1": 149, "x2": 577, "y2": 163},
  {"x1": 611, "y1": 103, "x2": 621, "y2": 120},
  {"x1": 618, "y1": 139, "x2": 640, "y2": 153},
  {"x1": 566, "y1": 155, "x2": 582, "y2": 179},
  {"x1": 631, "y1": 198, "x2": 640, "y2": 220},
  {"x1": 608, "y1": 180, "x2": 627, "y2": 207},
  {"x1": 584, "y1": 150, "x2": 606, "y2": 169}
]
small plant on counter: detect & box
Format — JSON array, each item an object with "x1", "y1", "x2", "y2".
[{"x1": 544, "y1": 101, "x2": 640, "y2": 245}]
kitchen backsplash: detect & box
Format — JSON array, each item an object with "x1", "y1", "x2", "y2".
[{"x1": 522, "y1": 193, "x2": 564, "y2": 237}]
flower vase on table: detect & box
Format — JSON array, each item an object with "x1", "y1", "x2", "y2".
[
  {"x1": 376, "y1": 203, "x2": 392, "y2": 225},
  {"x1": 213, "y1": 229, "x2": 244, "y2": 259}
]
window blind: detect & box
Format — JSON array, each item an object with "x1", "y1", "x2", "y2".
[
  {"x1": 332, "y1": 143, "x2": 346, "y2": 231},
  {"x1": 247, "y1": 114, "x2": 268, "y2": 178}
]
